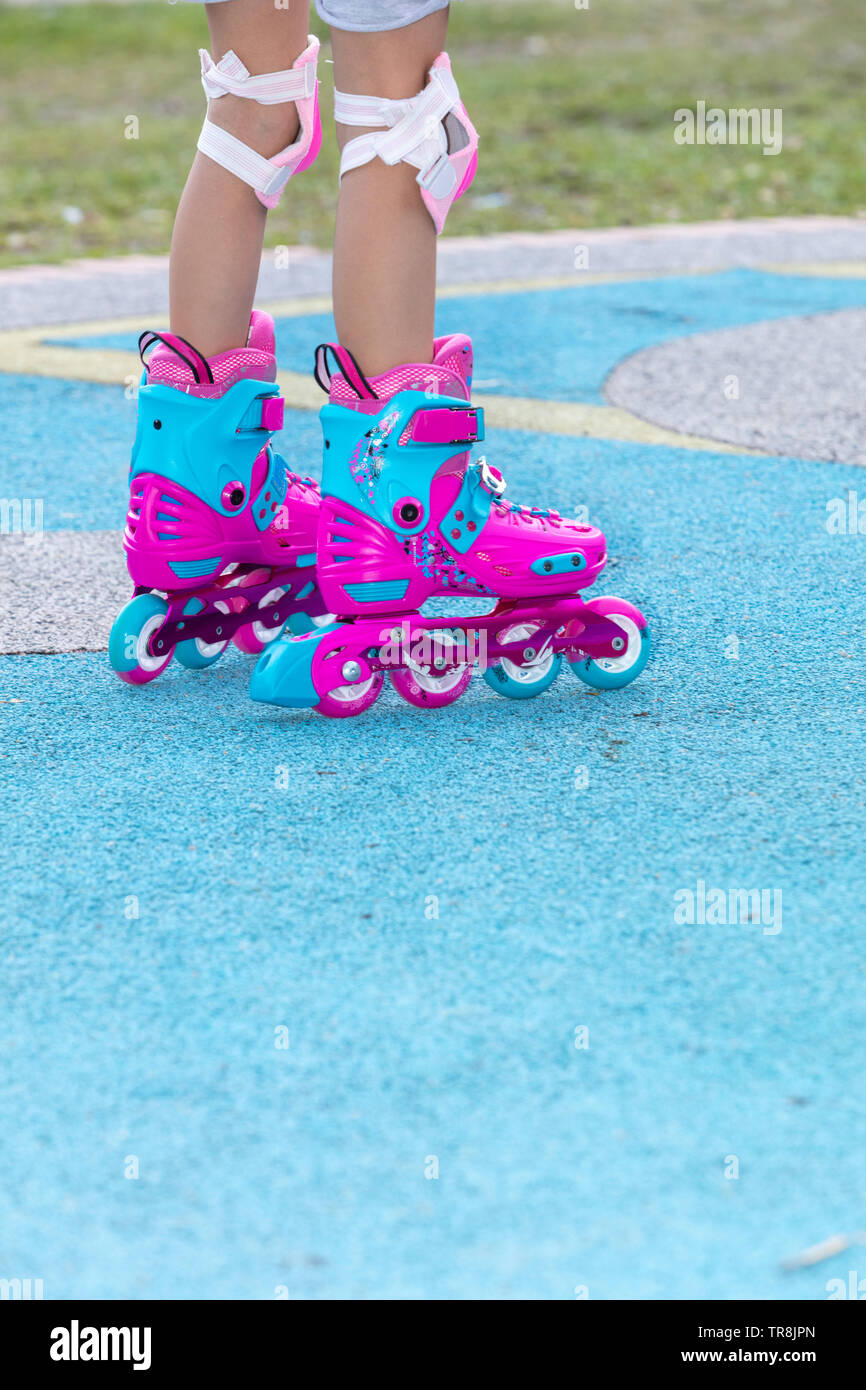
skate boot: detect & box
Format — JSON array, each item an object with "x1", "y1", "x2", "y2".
[
  {"x1": 249, "y1": 336, "x2": 650, "y2": 717},
  {"x1": 109, "y1": 312, "x2": 325, "y2": 684}
]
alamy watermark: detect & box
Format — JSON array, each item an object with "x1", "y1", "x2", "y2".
[
  {"x1": 376, "y1": 620, "x2": 489, "y2": 673},
  {"x1": 674, "y1": 101, "x2": 783, "y2": 156},
  {"x1": 0, "y1": 497, "x2": 44, "y2": 535},
  {"x1": 826, "y1": 490, "x2": 866, "y2": 536},
  {"x1": 674, "y1": 879, "x2": 782, "y2": 935},
  {"x1": 0, "y1": 1277, "x2": 44, "y2": 1300}
]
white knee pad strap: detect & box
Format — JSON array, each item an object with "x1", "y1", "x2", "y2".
[
  {"x1": 334, "y1": 52, "x2": 478, "y2": 233},
  {"x1": 197, "y1": 35, "x2": 322, "y2": 209}
]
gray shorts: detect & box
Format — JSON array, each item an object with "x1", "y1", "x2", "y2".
[{"x1": 180, "y1": 0, "x2": 450, "y2": 33}]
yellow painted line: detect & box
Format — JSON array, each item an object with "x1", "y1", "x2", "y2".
[
  {"x1": 0, "y1": 328, "x2": 740, "y2": 450},
  {"x1": 437, "y1": 269, "x2": 700, "y2": 296},
  {"x1": 759, "y1": 261, "x2": 866, "y2": 278},
  {"x1": 0, "y1": 270, "x2": 665, "y2": 379},
  {"x1": 266, "y1": 376, "x2": 752, "y2": 454},
  {"x1": 0, "y1": 327, "x2": 756, "y2": 454},
  {"x1": 0, "y1": 332, "x2": 137, "y2": 387},
  {"x1": 0, "y1": 277, "x2": 763, "y2": 455},
  {"x1": 471, "y1": 394, "x2": 759, "y2": 454}
]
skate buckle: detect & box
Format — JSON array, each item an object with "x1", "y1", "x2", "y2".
[
  {"x1": 260, "y1": 396, "x2": 285, "y2": 432},
  {"x1": 478, "y1": 458, "x2": 506, "y2": 498},
  {"x1": 411, "y1": 405, "x2": 483, "y2": 446}
]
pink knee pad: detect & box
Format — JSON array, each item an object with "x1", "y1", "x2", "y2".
[
  {"x1": 197, "y1": 35, "x2": 322, "y2": 208},
  {"x1": 334, "y1": 52, "x2": 478, "y2": 234}
]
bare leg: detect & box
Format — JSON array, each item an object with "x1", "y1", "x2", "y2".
[
  {"x1": 170, "y1": 0, "x2": 310, "y2": 357},
  {"x1": 331, "y1": 8, "x2": 449, "y2": 377}
]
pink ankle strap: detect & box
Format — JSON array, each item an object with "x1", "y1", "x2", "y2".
[{"x1": 411, "y1": 405, "x2": 483, "y2": 445}]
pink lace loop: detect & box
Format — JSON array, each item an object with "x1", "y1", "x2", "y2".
[
  {"x1": 138, "y1": 331, "x2": 214, "y2": 386},
  {"x1": 314, "y1": 343, "x2": 378, "y2": 400}
]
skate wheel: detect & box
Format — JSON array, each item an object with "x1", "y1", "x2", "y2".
[
  {"x1": 315, "y1": 668, "x2": 385, "y2": 718},
  {"x1": 567, "y1": 596, "x2": 650, "y2": 690},
  {"x1": 390, "y1": 631, "x2": 473, "y2": 709},
  {"x1": 109, "y1": 593, "x2": 174, "y2": 685},
  {"x1": 174, "y1": 600, "x2": 230, "y2": 669},
  {"x1": 231, "y1": 570, "x2": 291, "y2": 654},
  {"x1": 483, "y1": 621, "x2": 562, "y2": 700}
]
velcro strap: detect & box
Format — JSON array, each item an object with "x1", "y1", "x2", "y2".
[
  {"x1": 333, "y1": 90, "x2": 411, "y2": 129},
  {"x1": 374, "y1": 69, "x2": 456, "y2": 167},
  {"x1": 200, "y1": 40, "x2": 318, "y2": 105},
  {"x1": 197, "y1": 120, "x2": 293, "y2": 199},
  {"x1": 336, "y1": 64, "x2": 457, "y2": 179},
  {"x1": 411, "y1": 406, "x2": 483, "y2": 445}
]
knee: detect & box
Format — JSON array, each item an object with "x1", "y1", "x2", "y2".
[{"x1": 208, "y1": 93, "x2": 300, "y2": 161}]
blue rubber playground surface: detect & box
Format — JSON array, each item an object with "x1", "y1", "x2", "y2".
[{"x1": 2, "y1": 264, "x2": 866, "y2": 1299}]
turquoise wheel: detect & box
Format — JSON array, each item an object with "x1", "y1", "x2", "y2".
[
  {"x1": 109, "y1": 593, "x2": 173, "y2": 685},
  {"x1": 567, "y1": 597, "x2": 651, "y2": 690},
  {"x1": 483, "y1": 621, "x2": 562, "y2": 700},
  {"x1": 174, "y1": 599, "x2": 231, "y2": 669}
]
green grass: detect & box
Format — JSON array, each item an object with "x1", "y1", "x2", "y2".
[{"x1": 0, "y1": 0, "x2": 864, "y2": 266}]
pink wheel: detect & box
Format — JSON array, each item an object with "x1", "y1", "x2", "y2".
[
  {"x1": 316, "y1": 669, "x2": 385, "y2": 718},
  {"x1": 390, "y1": 631, "x2": 473, "y2": 709}
]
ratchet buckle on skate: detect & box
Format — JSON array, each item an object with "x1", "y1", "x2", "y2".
[
  {"x1": 478, "y1": 458, "x2": 506, "y2": 498},
  {"x1": 410, "y1": 405, "x2": 484, "y2": 446},
  {"x1": 236, "y1": 394, "x2": 285, "y2": 434},
  {"x1": 259, "y1": 396, "x2": 285, "y2": 432}
]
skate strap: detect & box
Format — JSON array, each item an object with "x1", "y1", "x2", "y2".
[
  {"x1": 313, "y1": 342, "x2": 378, "y2": 400},
  {"x1": 138, "y1": 330, "x2": 214, "y2": 385},
  {"x1": 197, "y1": 123, "x2": 294, "y2": 201},
  {"x1": 259, "y1": 396, "x2": 285, "y2": 431},
  {"x1": 219, "y1": 392, "x2": 285, "y2": 432},
  {"x1": 411, "y1": 405, "x2": 484, "y2": 445}
]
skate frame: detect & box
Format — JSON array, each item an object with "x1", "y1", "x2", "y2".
[
  {"x1": 136, "y1": 564, "x2": 327, "y2": 656},
  {"x1": 308, "y1": 596, "x2": 632, "y2": 689}
]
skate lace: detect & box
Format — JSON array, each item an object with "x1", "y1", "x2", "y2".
[
  {"x1": 285, "y1": 469, "x2": 319, "y2": 492},
  {"x1": 495, "y1": 496, "x2": 564, "y2": 531},
  {"x1": 467, "y1": 457, "x2": 571, "y2": 532}
]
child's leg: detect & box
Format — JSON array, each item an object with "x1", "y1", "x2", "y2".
[
  {"x1": 330, "y1": 8, "x2": 449, "y2": 377},
  {"x1": 170, "y1": 0, "x2": 311, "y2": 357}
]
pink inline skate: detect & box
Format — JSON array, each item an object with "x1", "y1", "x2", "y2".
[
  {"x1": 249, "y1": 336, "x2": 650, "y2": 716},
  {"x1": 108, "y1": 312, "x2": 325, "y2": 684}
]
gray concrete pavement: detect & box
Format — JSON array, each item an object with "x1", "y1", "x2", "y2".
[
  {"x1": 606, "y1": 306, "x2": 866, "y2": 465},
  {"x1": 3, "y1": 218, "x2": 866, "y2": 330}
]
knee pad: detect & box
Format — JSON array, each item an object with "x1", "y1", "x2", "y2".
[
  {"x1": 197, "y1": 35, "x2": 322, "y2": 208},
  {"x1": 334, "y1": 52, "x2": 478, "y2": 234}
]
